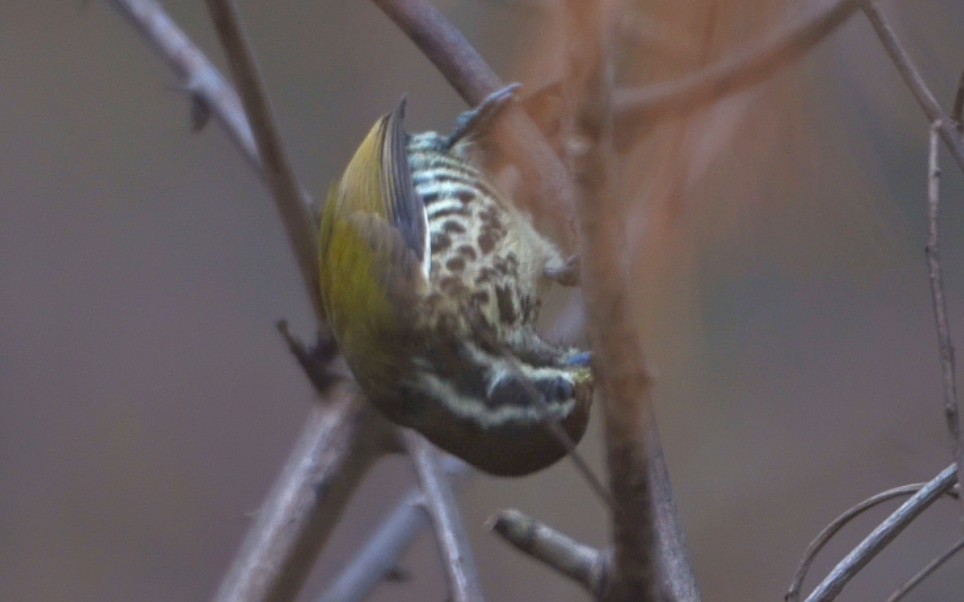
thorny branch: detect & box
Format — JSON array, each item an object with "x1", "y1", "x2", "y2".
[{"x1": 107, "y1": 0, "x2": 258, "y2": 167}]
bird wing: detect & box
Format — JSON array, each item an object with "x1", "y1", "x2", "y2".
[{"x1": 380, "y1": 99, "x2": 429, "y2": 273}]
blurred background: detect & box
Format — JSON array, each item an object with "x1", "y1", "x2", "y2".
[{"x1": 4, "y1": 0, "x2": 964, "y2": 600}]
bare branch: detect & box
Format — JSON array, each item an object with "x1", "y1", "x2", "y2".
[
  {"x1": 370, "y1": 0, "x2": 578, "y2": 244},
  {"x1": 317, "y1": 458, "x2": 470, "y2": 602},
  {"x1": 203, "y1": 0, "x2": 324, "y2": 321},
  {"x1": 489, "y1": 508, "x2": 609, "y2": 598},
  {"x1": 924, "y1": 123, "x2": 964, "y2": 522},
  {"x1": 785, "y1": 482, "x2": 959, "y2": 602},
  {"x1": 614, "y1": 0, "x2": 860, "y2": 122},
  {"x1": 861, "y1": 2, "x2": 964, "y2": 173},
  {"x1": 214, "y1": 385, "x2": 390, "y2": 602},
  {"x1": 403, "y1": 433, "x2": 485, "y2": 602},
  {"x1": 804, "y1": 463, "x2": 957, "y2": 602},
  {"x1": 564, "y1": 2, "x2": 697, "y2": 600},
  {"x1": 886, "y1": 536, "x2": 964, "y2": 602},
  {"x1": 107, "y1": 0, "x2": 258, "y2": 169}
]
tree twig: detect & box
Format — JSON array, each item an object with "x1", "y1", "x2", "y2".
[
  {"x1": 785, "y1": 482, "x2": 958, "y2": 602},
  {"x1": 804, "y1": 463, "x2": 957, "y2": 602},
  {"x1": 402, "y1": 433, "x2": 485, "y2": 602},
  {"x1": 614, "y1": 0, "x2": 860, "y2": 122},
  {"x1": 317, "y1": 458, "x2": 471, "y2": 602},
  {"x1": 203, "y1": 0, "x2": 324, "y2": 321},
  {"x1": 214, "y1": 385, "x2": 390, "y2": 602},
  {"x1": 924, "y1": 123, "x2": 964, "y2": 522},
  {"x1": 489, "y1": 508, "x2": 609, "y2": 598},
  {"x1": 886, "y1": 536, "x2": 964, "y2": 602},
  {"x1": 861, "y1": 1, "x2": 964, "y2": 173}
]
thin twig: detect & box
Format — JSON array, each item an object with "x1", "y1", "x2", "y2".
[
  {"x1": 886, "y1": 536, "x2": 964, "y2": 602},
  {"x1": 402, "y1": 433, "x2": 485, "y2": 602},
  {"x1": 785, "y1": 483, "x2": 955, "y2": 602},
  {"x1": 370, "y1": 0, "x2": 579, "y2": 244},
  {"x1": 861, "y1": 1, "x2": 964, "y2": 173},
  {"x1": 318, "y1": 457, "x2": 471, "y2": 602},
  {"x1": 213, "y1": 385, "x2": 390, "y2": 602},
  {"x1": 203, "y1": 0, "x2": 324, "y2": 321},
  {"x1": 614, "y1": 0, "x2": 860, "y2": 122},
  {"x1": 804, "y1": 463, "x2": 957, "y2": 602},
  {"x1": 924, "y1": 123, "x2": 964, "y2": 522},
  {"x1": 489, "y1": 508, "x2": 609, "y2": 598}
]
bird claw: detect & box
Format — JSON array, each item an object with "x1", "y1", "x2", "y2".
[{"x1": 444, "y1": 83, "x2": 522, "y2": 149}]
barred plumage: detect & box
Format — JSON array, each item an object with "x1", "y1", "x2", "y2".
[{"x1": 320, "y1": 94, "x2": 593, "y2": 475}]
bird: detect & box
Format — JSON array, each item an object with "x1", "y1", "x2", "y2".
[{"x1": 318, "y1": 86, "x2": 593, "y2": 476}]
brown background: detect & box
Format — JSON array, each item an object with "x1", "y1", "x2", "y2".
[{"x1": 4, "y1": 1, "x2": 964, "y2": 600}]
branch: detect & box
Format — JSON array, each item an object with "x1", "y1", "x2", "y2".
[
  {"x1": 861, "y1": 2, "x2": 964, "y2": 173},
  {"x1": 202, "y1": 0, "x2": 324, "y2": 321},
  {"x1": 103, "y1": 4, "x2": 397, "y2": 601},
  {"x1": 804, "y1": 463, "x2": 957, "y2": 602},
  {"x1": 489, "y1": 508, "x2": 609, "y2": 598},
  {"x1": 785, "y1": 482, "x2": 957, "y2": 602},
  {"x1": 317, "y1": 458, "x2": 471, "y2": 602},
  {"x1": 614, "y1": 0, "x2": 860, "y2": 122},
  {"x1": 887, "y1": 536, "x2": 964, "y2": 602},
  {"x1": 370, "y1": 0, "x2": 578, "y2": 244},
  {"x1": 564, "y1": 2, "x2": 698, "y2": 600},
  {"x1": 107, "y1": 0, "x2": 258, "y2": 169},
  {"x1": 110, "y1": 0, "x2": 324, "y2": 320},
  {"x1": 403, "y1": 433, "x2": 485, "y2": 602},
  {"x1": 924, "y1": 123, "x2": 964, "y2": 521},
  {"x1": 213, "y1": 385, "x2": 390, "y2": 602}
]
